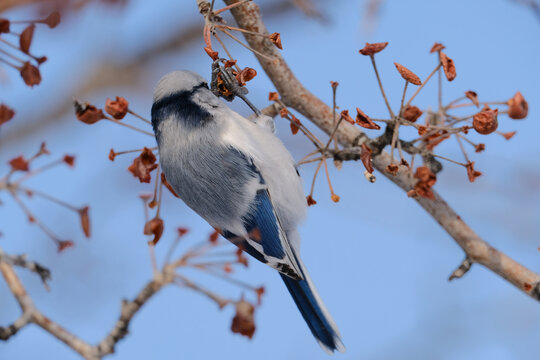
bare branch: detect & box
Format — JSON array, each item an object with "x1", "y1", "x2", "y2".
[
  {"x1": 0, "y1": 250, "x2": 51, "y2": 289},
  {"x1": 96, "y1": 270, "x2": 174, "y2": 356},
  {"x1": 223, "y1": 0, "x2": 540, "y2": 301}
]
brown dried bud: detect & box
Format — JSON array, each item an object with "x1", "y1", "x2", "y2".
[
  {"x1": 359, "y1": 42, "x2": 388, "y2": 56},
  {"x1": 236, "y1": 248, "x2": 248, "y2": 267},
  {"x1": 209, "y1": 229, "x2": 219, "y2": 243},
  {"x1": 0, "y1": 19, "x2": 10, "y2": 33},
  {"x1": 231, "y1": 299, "x2": 255, "y2": 339},
  {"x1": 63, "y1": 155, "x2": 75, "y2": 167},
  {"x1": 414, "y1": 166, "x2": 437, "y2": 200},
  {"x1": 417, "y1": 125, "x2": 427, "y2": 136},
  {"x1": 268, "y1": 92, "x2": 279, "y2": 101},
  {"x1": 386, "y1": 164, "x2": 398, "y2": 176},
  {"x1": 340, "y1": 110, "x2": 354, "y2": 124},
  {"x1": 37, "y1": 142, "x2": 49, "y2": 156},
  {"x1": 330, "y1": 81, "x2": 339, "y2": 89},
  {"x1": 402, "y1": 105, "x2": 422, "y2": 122},
  {"x1": 43, "y1": 11, "x2": 61, "y2": 28},
  {"x1": 355, "y1": 108, "x2": 380, "y2": 129},
  {"x1": 108, "y1": 149, "x2": 116, "y2": 161},
  {"x1": 473, "y1": 106, "x2": 498, "y2": 135},
  {"x1": 279, "y1": 108, "x2": 289, "y2": 118},
  {"x1": 20, "y1": 62, "x2": 41, "y2": 87},
  {"x1": 465, "y1": 91, "x2": 479, "y2": 107},
  {"x1": 269, "y1": 32, "x2": 282, "y2": 49},
  {"x1": 144, "y1": 217, "x2": 164, "y2": 245},
  {"x1": 78, "y1": 206, "x2": 90, "y2": 238},
  {"x1": 178, "y1": 227, "x2": 189, "y2": 236},
  {"x1": 430, "y1": 42, "x2": 445, "y2": 53},
  {"x1": 0, "y1": 104, "x2": 15, "y2": 125},
  {"x1": 500, "y1": 131, "x2": 516, "y2": 140},
  {"x1": 128, "y1": 147, "x2": 158, "y2": 183},
  {"x1": 507, "y1": 91, "x2": 528, "y2": 119},
  {"x1": 475, "y1": 143, "x2": 485, "y2": 153},
  {"x1": 57, "y1": 240, "x2": 74, "y2": 252},
  {"x1": 161, "y1": 172, "x2": 179, "y2": 198},
  {"x1": 290, "y1": 115, "x2": 301, "y2": 135},
  {"x1": 255, "y1": 286, "x2": 265, "y2": 305},
  {"x1": 236, "y1": 67, "x2": 257, "y2": 86},
  {"x1": 105, "y1": 96, "x2": 129, "y2": 120},
  {"x1": 466, "y1": 161, "x2": 482, "y2": 182},
  {"x1": 331, "y1": 194, "x2": 340, "y2": 203},
  {"x1": 20, "y1": 24, "x2": 35, "y2": 54},
  {"x1": 440, "y1": 52, "x2": 456, "y2": 81},
  {"x1": 204, "y1": 46, "x2": 219, "y2": 60},
  {"x1": 360, "y1": 143, "x2": 374, "y2": 174},
  {"x1": 9, "y1": 155, "x2": 29, "y2": 171},
  {"x1": 75, "y1": 101, "x2": 105, "y2": 124},
  {"x1": 306, "y1": 195, "x2": 317, "y2": 206},
  {"x1": 394, "y1": 63, "x2": 421, "y2": 85},
  {"x1": 425, "y1": 130, "x2": 450, "y2": 150}
]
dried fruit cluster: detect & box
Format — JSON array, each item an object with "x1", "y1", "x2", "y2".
[
  {"x1": 73, "y1": 92, "x2": 265, "y2": 338},
  {"x1": 267, "y1": 41, "x2": 528, "y2": 203},
  {"x1": 0, "y1": 11, "x2": 61, "y2": 128},
  {"x1": 0, "y1": 142, "x2": 89, "y2": 251}
]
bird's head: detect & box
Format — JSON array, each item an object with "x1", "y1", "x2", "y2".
[{"x1": 153, "y1": 70, "x2": 208, "y2": 102}]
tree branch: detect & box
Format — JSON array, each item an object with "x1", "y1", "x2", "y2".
[
  {"x1": 222, "y1": 0, "x2": 540, "y2": 300},
  {"x1": 0, "y1": 250, "x2": 174, "y2": 359}
]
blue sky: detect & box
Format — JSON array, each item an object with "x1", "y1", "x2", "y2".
[{"x1": 1, "y1": 0, "x2": 539, "y2": 359}]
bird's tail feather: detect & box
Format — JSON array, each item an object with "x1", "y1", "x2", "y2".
[{"x1": 280, "y1": 258, "x2": 345, "y2": 354}]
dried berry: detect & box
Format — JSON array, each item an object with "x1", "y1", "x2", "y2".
[
  {"x1": 465, "y1": 91, "x2": 479, "y2": 107},
  {"x1": 9, "y1": 156, "x2": 29, "y2": 171},
  {"x1": 394, "y1": 63, "x2": 421, "y2": 85},
  {"x1": 63, "y1": 155, "x2": 75, "y2": 167},
  {"x1": 466, "y1": 161, "x2": 482, "y2": 182},
  {"x1": 507, "y1": 91, "x2": 528, "y2": 119},
  {"x1": 128, "y1": 147, "x2": 158, "y2": 183},
  {"x1": 236, "y1": 67, "x2": 257, "y2": 86},
  {"x1": 340, "y1": 110, "x2": 354, "y2": 124},
  {"x1": 386, "y1": 164, "x2": 398, "y2": 176},
  {"x1": 268, "y1": 92, "x2": 279, "y2": 101},
  {"x1": 0, "y1": 104, "x2": 15, "y2": 125},
  {"x1": 473, "y1": 106, "x2": 498, "y2": 135},
  {"x1": 75, "y1": 101, "x2": 106, "y2": 124},
  {"x1": 19, "y1": 24, "x2": 35, "y2": 54},
  {"x1": 359, "y1": 42, "x2": 388, "y2": 56},
  {"x1": 144, "y1": 217, "x2": 164, "y2": 245},
  {"x1": 105, "y1": 96, "x2": 129, "y2": 120},
  {"x1": 231, "y1": 300, "x2": 255, "y2": 339},
  {"x1": 290, "y1": 115, "x2": 301, "y2": 135},
  {"x1": 20, "y1": 62, "x2": 41, "y2": 87},
  {"x1": 43, "y1": 11, "x2": 61, "y2": 28},
  {"x1": 402, "y1": 105, "x2": 422, "y2": 122},
  {"x1": 414, "y1": 166, "x2": 437, "y2": 200},
  {"x1": 440, "y1": 52, "x2": 456, "y2": 81},
  {"x1": 355, "y1": 108, "x2": 380, "y2": 129},
  {"x1": 78, "y1": 206, "x2": 90, "y2": 238},
  {"x1": 269, "y1": 32, "x2": 282, "y2": 49},
  {"x1": 430, "y1": 42, "x2": 445, "y2": 53},
  {"x1": 0, "y1": 19, "x2": 10, "y2": 33},
  {"x1": 360, "y1": 143, "x2": 374, "y2": 174}
]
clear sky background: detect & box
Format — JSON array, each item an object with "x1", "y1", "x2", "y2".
[{"x1": 1, "y1": 0, "x2": 539, "y2": 359}]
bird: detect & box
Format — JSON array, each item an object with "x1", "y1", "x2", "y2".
[{"x1": 151, "y1": 70, "x2": 344, "y2": 353}]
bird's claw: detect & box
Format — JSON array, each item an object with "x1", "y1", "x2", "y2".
[{"x1": 210, "y1": 59, "x2": 260, "y2": 115}]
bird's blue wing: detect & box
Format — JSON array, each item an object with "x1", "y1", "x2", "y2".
[{"x1": 222, "y1": 159, "x2": 303, "y2": 280}]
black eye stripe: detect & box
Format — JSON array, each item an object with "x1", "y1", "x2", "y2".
[{"x1": 151, "y1": 83, "x2": 213, "y2": 134}]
